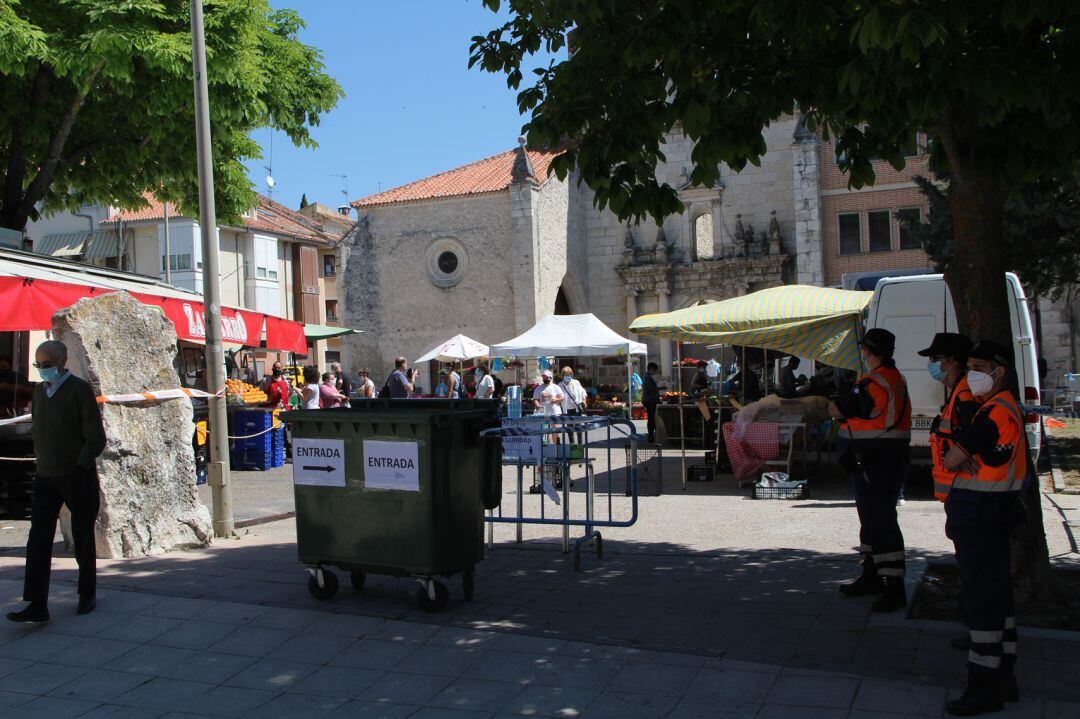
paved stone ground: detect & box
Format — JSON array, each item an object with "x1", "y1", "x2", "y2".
[{"x1": 0, "y1": 422, "x2": 1077, "y2": 717}]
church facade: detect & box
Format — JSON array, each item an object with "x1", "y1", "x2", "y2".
[{"x1": 340, "y1": 116, "x2": 931, "y2": 385}]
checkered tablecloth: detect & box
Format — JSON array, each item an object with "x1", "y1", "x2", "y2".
[{"x1": 722, "y1": 422, "x2": 780, "y2": 483}]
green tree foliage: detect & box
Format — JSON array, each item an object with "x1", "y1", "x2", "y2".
[
  {"x1": 471, "y1": 1, "x2": 1080, "y2": 599},
  {"x1": 0, "y1": 0, "x2": 342, "y2": 231},
  {"x1": 299, "y1": 192, "x2": 309, "y2": 209},
  {"x1": 905, "y1": 174, "x2": 1080, "y2": 301}
]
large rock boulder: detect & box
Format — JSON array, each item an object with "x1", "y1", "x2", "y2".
[{"x1": 54, "y1": 291, "x2": 212, "y2": 558}]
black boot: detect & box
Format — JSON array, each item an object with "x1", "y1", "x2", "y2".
[
  {"x1": 946, "y1": 672, "x2": 1004, "y2": 716},
  {"x1": 1001, "y1": 672, "x2": 1018, "y2": 703},
  {"x1": 839, "y1": 555, "x2": 881, "y2": 596},
  {"x1": 6, "y1": 602, "x2": 49, "y2": 623},
  {"x1": 872, "y1": 577, "x2": 907, "y2": 613}
]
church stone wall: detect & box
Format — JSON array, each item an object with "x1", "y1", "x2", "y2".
[
  {"x1": 341, "y1": 193, "x2": 515, "y2": 384},
  {"x1": 535, "y1": 175, "x2": 570, "y2": 317}
]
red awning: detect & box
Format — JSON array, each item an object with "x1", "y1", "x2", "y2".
[{"x1": 0, "y1": 276, "x2": 306, "y2": 353}]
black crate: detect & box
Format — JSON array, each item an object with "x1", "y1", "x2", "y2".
[
  {"x1": 751, "y1": 483, "x2": 809, "y2": 500},
  {"x1": 686, "y1": 464, "x2": 714, "y2": 483}
]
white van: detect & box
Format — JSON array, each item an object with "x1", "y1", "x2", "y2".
[{"x1": 865, "y1": 273, "x2": 1041, "y2": 462}]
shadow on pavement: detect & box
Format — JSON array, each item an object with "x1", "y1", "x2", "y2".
[{"x1": 3, "y1": 533, "x2": 1078, "y2": 701}]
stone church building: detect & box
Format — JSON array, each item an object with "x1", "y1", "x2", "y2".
[{"x1": 341, "y1": 118, "x2": 1077, "y2": 398}]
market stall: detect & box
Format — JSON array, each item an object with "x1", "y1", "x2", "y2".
[
  {"x1": 630, "y1": 285, "x2": 873, "y2": 488},
  {"x1": 415, "y1": 334, "x2": 489, "y2": 395},
  {"x1": 489, "y1": 314, "x2": 646, "y2": 413}
]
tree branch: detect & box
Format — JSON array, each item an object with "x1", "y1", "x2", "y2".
[
  {"x1": 2, "y1": 64, "x2": 50, "y2": 221},
  {"x1": 16, "y1": 61, "x2": 105, "y2": 222}
]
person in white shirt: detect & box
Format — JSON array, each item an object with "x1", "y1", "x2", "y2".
[
  {"x1": 532, "y1": 370, "x2": 565, "y2": 416},
  {"x1": 474, "y1": 363, "x2": 496, "y2": 399},
  {"x1": 558, "y1": 366, "x2": 588, "y2": 444}
]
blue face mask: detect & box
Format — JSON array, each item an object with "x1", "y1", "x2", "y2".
[
  {"x1": 927, "y1": 360, "x2": 947, "y2": 383},
  {"x1": 40, "y1": 366, "x2": 62, "y2": 383}
]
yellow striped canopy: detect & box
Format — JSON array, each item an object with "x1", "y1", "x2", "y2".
[{"x1": 629, "y1": 285, "x2": 873, "y2": 371}]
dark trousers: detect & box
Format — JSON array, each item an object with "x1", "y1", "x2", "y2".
[
  {"x1": 946, "y1": 493, "x2": 1018, "y2": 677},
  {"x1": 565, "y1": 409, "x2": 584, "y2": 445},
  {"x1": 850, "y1": 446, "x2": 908, "y2": 577},
  {"x1": 23, "y1": 468, "x2": 100, "y2": 604},
  {"x1": 644, "y1": 402, "x2": 657, "y2": 444}
]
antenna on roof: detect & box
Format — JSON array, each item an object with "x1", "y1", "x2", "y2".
[
  {"x1": 264, "y1": 131, "x2": 275, "y2": 200},
  {"x1": 330, "y1": 173, "x2": 349, "y2": 203}
]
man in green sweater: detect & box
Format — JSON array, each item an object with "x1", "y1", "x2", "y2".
[{"x1": 7, "y1": 340, "x2": 105, "y2": 623}]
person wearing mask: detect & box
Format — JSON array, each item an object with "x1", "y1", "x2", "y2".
[
  {"x1": 642, "y1": 362, "x2": 660, "y2": 444},
  {"x1": 474, "y1": 363, "x2": 496, "y2": 399},
  {"x1": 940, "y1": 341, "x2": 1027, "y2": 715},
  {"x1": 829, "y1": 328, "x2": 911, "y2": 612},
  {"x1": 434, "y1": 370, "x2": 450, "y2": 398},
  {"x1": 7, "y1": 341, "x2": 105, "y2": 623},
  {"x1": 300, "y1": 366, "x2": 321, "y2": 409},
  {"x1": 357, "y1": 369, "x2": 375, "y2": 399},
  {"x1": 919, "y1": 333, "x2": 977, "y2": 504},
  {"x1": 263, "y1": 364, "x2": 292, "y2": 409},
  {"x1": 319, "y1": 372, "x2": 348, "y2": 408},
  {"x1": 559, "y1": 366, "x2": 588, "y2": 444},
  {"x1": 533, "y1": 370, "x2": 565, "y2": 416}
]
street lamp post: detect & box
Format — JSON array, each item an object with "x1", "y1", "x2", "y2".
[{"x1": 190, "y1": 0, "x2": 233, "y2": 537}]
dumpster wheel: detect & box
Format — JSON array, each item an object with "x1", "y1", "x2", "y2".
[
  {"x1": 307, "y1": 567, "x2": 339, "y2": 600},
  {"x1": 417, "y1": 579, "x2": 450, "y2": 612},
  {"x1": 462, "y1": 568, "x2": 475, "y2": 602}
]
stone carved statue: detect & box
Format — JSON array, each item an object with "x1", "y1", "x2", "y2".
[
  {"x1": 734, "y1": 214, "x2": 746, "y2": 256},
  {"x1": 768, "y1": 211, "x2": 782, "y2": 255},
  {"x1": 653, "y1": 226, "x2": 669, "y2": 263},
  {"x1": 621, "y1": 226, "x2": 638, "y2": 266}
]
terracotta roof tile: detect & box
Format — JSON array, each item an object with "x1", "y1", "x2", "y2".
[
  {"x1": 352, "y1": 147, "x2": 562, "y2": 209},
  {"x1": 104, "y1": 192, "x2": 349, "y2": 244}
]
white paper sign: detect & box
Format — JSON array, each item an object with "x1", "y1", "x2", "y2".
[
  {"x1": 363, "y1": 440, "x2": 420, "y2": 492},
  {"x1": 501, "y1": 417, "x2": 542, "y2": 460},
  {"x1": 293, "y1": 438, "x2": 346, "y2": 487}
]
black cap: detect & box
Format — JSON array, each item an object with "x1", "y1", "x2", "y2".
[
  {"x1": 859, "y1": 328, "x2": 895, "y2": 357},
  {"x1": 917, "y1": 332, "x2": 973, "y2": 359},
  {"x1": 969, "y1": 340, "x2": 1012, "y2": 367}
]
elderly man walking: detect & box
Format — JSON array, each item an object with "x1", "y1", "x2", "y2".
[{"x1": 7, "y1": 341, "x2": 105, "y2": 623}]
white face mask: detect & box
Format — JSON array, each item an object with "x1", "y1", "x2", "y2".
[{"x1": 967, "y1": 368, "x2": 998, "y2": 396}]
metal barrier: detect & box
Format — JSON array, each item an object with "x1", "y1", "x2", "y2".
[{"x1": 480, "y1": 415, "x2": 641, "y2": 569}]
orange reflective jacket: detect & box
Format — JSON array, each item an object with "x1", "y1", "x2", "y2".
[
  {"x1": 842, "y1": 365, "x2": 912, "y2": 441},
  {"x1": 930, "y1": 375, "x2": 975, "y2": 501},
  {"x1": 951, "y1": 390, "x2": 1027, "y2": 494}
]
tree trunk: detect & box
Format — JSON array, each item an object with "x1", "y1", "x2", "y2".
[{"x1": 940, "y1": 122, "x2": 1056, "y2": 603}]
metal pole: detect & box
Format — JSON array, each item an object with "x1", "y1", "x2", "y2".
[
  {"x1": 190, "y1": 0, "x2": 233, "y2": 537},
  {"x1": 163, "y1": 201, "x2": 171, "y2": 285},
  {"x1": 677, "y1": 342, "x2": 686, "y2": 490}
]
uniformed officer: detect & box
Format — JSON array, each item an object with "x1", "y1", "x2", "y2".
[
  {"x1": 942, "y1": 340, "x2": 1026, "y2": 715},
  {"x1": 919, "y1": 332, "x2": 977, "y2": 503},
  {"x1": 829, "y1": 327, "x2": 912, "y2": 612}
]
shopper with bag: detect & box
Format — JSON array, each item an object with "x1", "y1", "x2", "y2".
[{"x1": 559, "y1": 366, "x2": 588, "y2": 445}]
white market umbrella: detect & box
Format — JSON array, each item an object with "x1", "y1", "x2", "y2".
[{"x1": 415, "y1": 334, "x2": 490, "y2": 364}]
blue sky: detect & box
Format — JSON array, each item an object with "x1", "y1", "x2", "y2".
[{"x1": 244, "y1": 0, "x2": 552, "y2": 211}]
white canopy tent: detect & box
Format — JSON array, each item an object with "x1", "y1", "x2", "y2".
[{"x1": 490, "y1": 313, "x2": 647, "y2": 412}]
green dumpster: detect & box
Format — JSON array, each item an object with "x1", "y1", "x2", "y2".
[{"x1": 281, "y1": 399, "x2": 501, "y2": 612}]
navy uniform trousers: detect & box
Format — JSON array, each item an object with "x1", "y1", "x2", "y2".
[
  {"x1": 945, "y1": 491, "x2": 1018, "y2": 677},
  {"x1": 850, "y1": 445, "x2": 908, "y2": 578}
]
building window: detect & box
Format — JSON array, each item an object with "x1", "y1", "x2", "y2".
[
  {"x1": 897, "y1": 207, "x2": 923, "y2": 249},
  {"x1": 162, "y1": 254, "x2": 193, "y2": 272},
  {"x1": 325, "y1": 299, "x2": 338, "y2": 324},
  {"x1": 253, "y1": 236, "x2": 277, "y2": 281},
  {"x1": 322, "y1": 254, "x2": 336, "y2": 277},
  {"x1": 838, "y1": 213, "x2": 861, "y2": 255},
  {"x1": 324, "y1": 351, "x2": 341, "y2": 367},
  {"x1": 693, "y1": 212, "x2": 714, "y2": 261},
  {"x1": 426, "y1": 239, "x2": 468, "y2": 288},
  {"x1": 867, "y1": 210, "x2": 892, "y2": 252}
]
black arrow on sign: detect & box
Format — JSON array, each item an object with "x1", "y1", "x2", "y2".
[{"x1": 302, "y1": 465, "x2": 335, "y2": 473}]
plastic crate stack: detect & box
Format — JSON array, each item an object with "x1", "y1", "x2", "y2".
[{"x1": 230, "y1": 410, "x2": 285, "y2": 471}]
